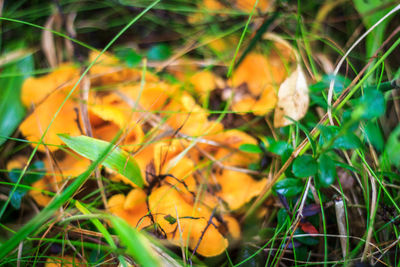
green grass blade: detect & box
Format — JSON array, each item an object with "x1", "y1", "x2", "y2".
[
  {"x1": 0, "y1": 52, "x2": 33, "y2": 146},
  {"x1": 59, "y1": 134, "x2": 143, "y2": 187},
  {"x1": 109, "y1": 216, "x2": 161, "y2": 267},
  {"x1": 75, "y1": 201, "x2": 116, "y2": 249}
]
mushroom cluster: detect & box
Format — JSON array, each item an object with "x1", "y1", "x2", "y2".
[{"x1": 13, "y1": 45, "x2": 293, "y2": 257}]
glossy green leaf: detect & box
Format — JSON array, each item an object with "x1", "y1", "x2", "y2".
[
  {"x1": 115, "y1": 47, "x2": 142, "y2": 67},
  {"x1": 292, "y1": 155, "x2": 317, "y2": 178},
  {"x1": 289, "y1": 118, "x2": 316, "y2": 156},
  {"x1": 274, "y1": 178, "x2": 303, "y2": 198},
  {"x1": 319, "y1": 125, "x2": 362, "y2": 150},
  {"x1": 110, "y1": 216, "x2": 161, "y2": 267},
  {"x1": 293, "y1": 245, "x2": 308, "y2": 261},
  {"x1": 58, "y1": 134, "x2": 144, "y2": 187},
  {"x1": 384, "y1": 124, "x2": 400, "y2": 168},
  {"x1": 236, "y1": 244, "x2": 266, "y2": 267},
  {"x1": 147, "y1": 43, "x2": 171, "y2": 61},
  {"x1": 239, "y1": 143, "x2": 263, "y2": 153},
  {"x1": 277, "y1": 208, "x2": 289, "y2": 228},
  {"x1": 353, "y1": 89, "x2": 385, "y2": 120},
  {"x1": 309, "y1": 74, "x2": 350, "y2": 93},
  {"x1": 364, "y1": 121, "x2": 384, "y2": 151},
  {"x1": 294, "y1": 229, "x2": 319, "y2": 246},
  {"x1": 8, "y1": 161, "x2": 45, "y2": 209},
  {"x1": 267, "y1": 140, "x2": 293, "y2": 157},
  {"x1": 0, "y1": 53, "x2": 33, "y2": 146},
  {"x1": 317, "y1": 154, "x2": 337, "y2": 188}
]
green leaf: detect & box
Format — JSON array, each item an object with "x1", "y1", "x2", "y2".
[
  {"x1": 384, "y1": 124, "x2": 400, "y2": 168},
  {"x1": 236, "y1": 244, "x2": 266, "y2": 267},
  {"x1": 9, "y1": 189, "x2": 26, "y2": 210},
  {"x1": 274, "y1": 178, "x2": 303, "y2": 198},
  {"x1": 76, "y1": 201, "x2": 117, "y2": 249},
  {"x1": 294, "y1": 229, "x2": 319, "y2": 246},
  {"x1": 353, "y1": 89, "x2": 385, "y2": 120},
  {"x1": 267, "y1": 140, "x2": 293, "y2": 156},
  {"x1": 288, "y1": 118, "x2": 316, "y2": 156},
  {"x1": 319, "y1": 125, "x2": 362, "y2": 150},
  {"x1": 239, "y1": 143, "x2": 263, "y2": 153},
  {"x1": 309, "y1": 74, "x2": 350, "y2": 93},
  {"x1": 8, "y1": 161, "x2": 45, "y2": 209},
  {"x1": 277, "y1": 208, "x2": 289, "y2": 228},
  {"x1": 0, "y1": 53, "x2": 33, "y2": 146},
  {"x1": 292, "y1": 155, "x2": 317, "y2": 178},
  {"x1": 353, "y1": 0, "x2": 394, "y2": 65},
  {"x1": 317, "y1": 154, "x2": 337, "y2": 188},
  {"x1": 115, "y1": 47, "x2": 142, "y2": 67},
  {"x1": 293, "y1": 245, "x2": 308, "y2": 261},
  {"x1": 147, "y1": 43, "x2": 171, "y2": 61},
  {"x1": 58, "y1": 134, "x2": 144, "y2": 187},
  {"x1": 110, "y1": 216, "x2": 161, "y2": 267},
  {"x1": 364, "y1": 121, "x2": 384, "y2": 151}
]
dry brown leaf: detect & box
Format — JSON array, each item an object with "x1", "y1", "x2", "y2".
[{"x1": 273, "y1": 66, "x2": 309, "y2": 128}]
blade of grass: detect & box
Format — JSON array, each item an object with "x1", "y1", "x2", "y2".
[
  {"x1": 75, "y1": 201, "x2": 116, "y2": 249},
  {"x1": 109, "y1": 216, "x2": 161, "y2": 267},
  {"x1": 75, "y1": 201, "x2": 129, "y2": 266},
  {"x1": 59, "y1": 135, "x2": 143, "y2": 187}
]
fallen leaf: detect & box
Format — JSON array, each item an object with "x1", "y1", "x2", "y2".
[
  {"x1": 274, "y1": 66, "x2": 309, "y2": 128},
  {"x1": 300, "y1": 221, "x2": 319, "y2": 235}
]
